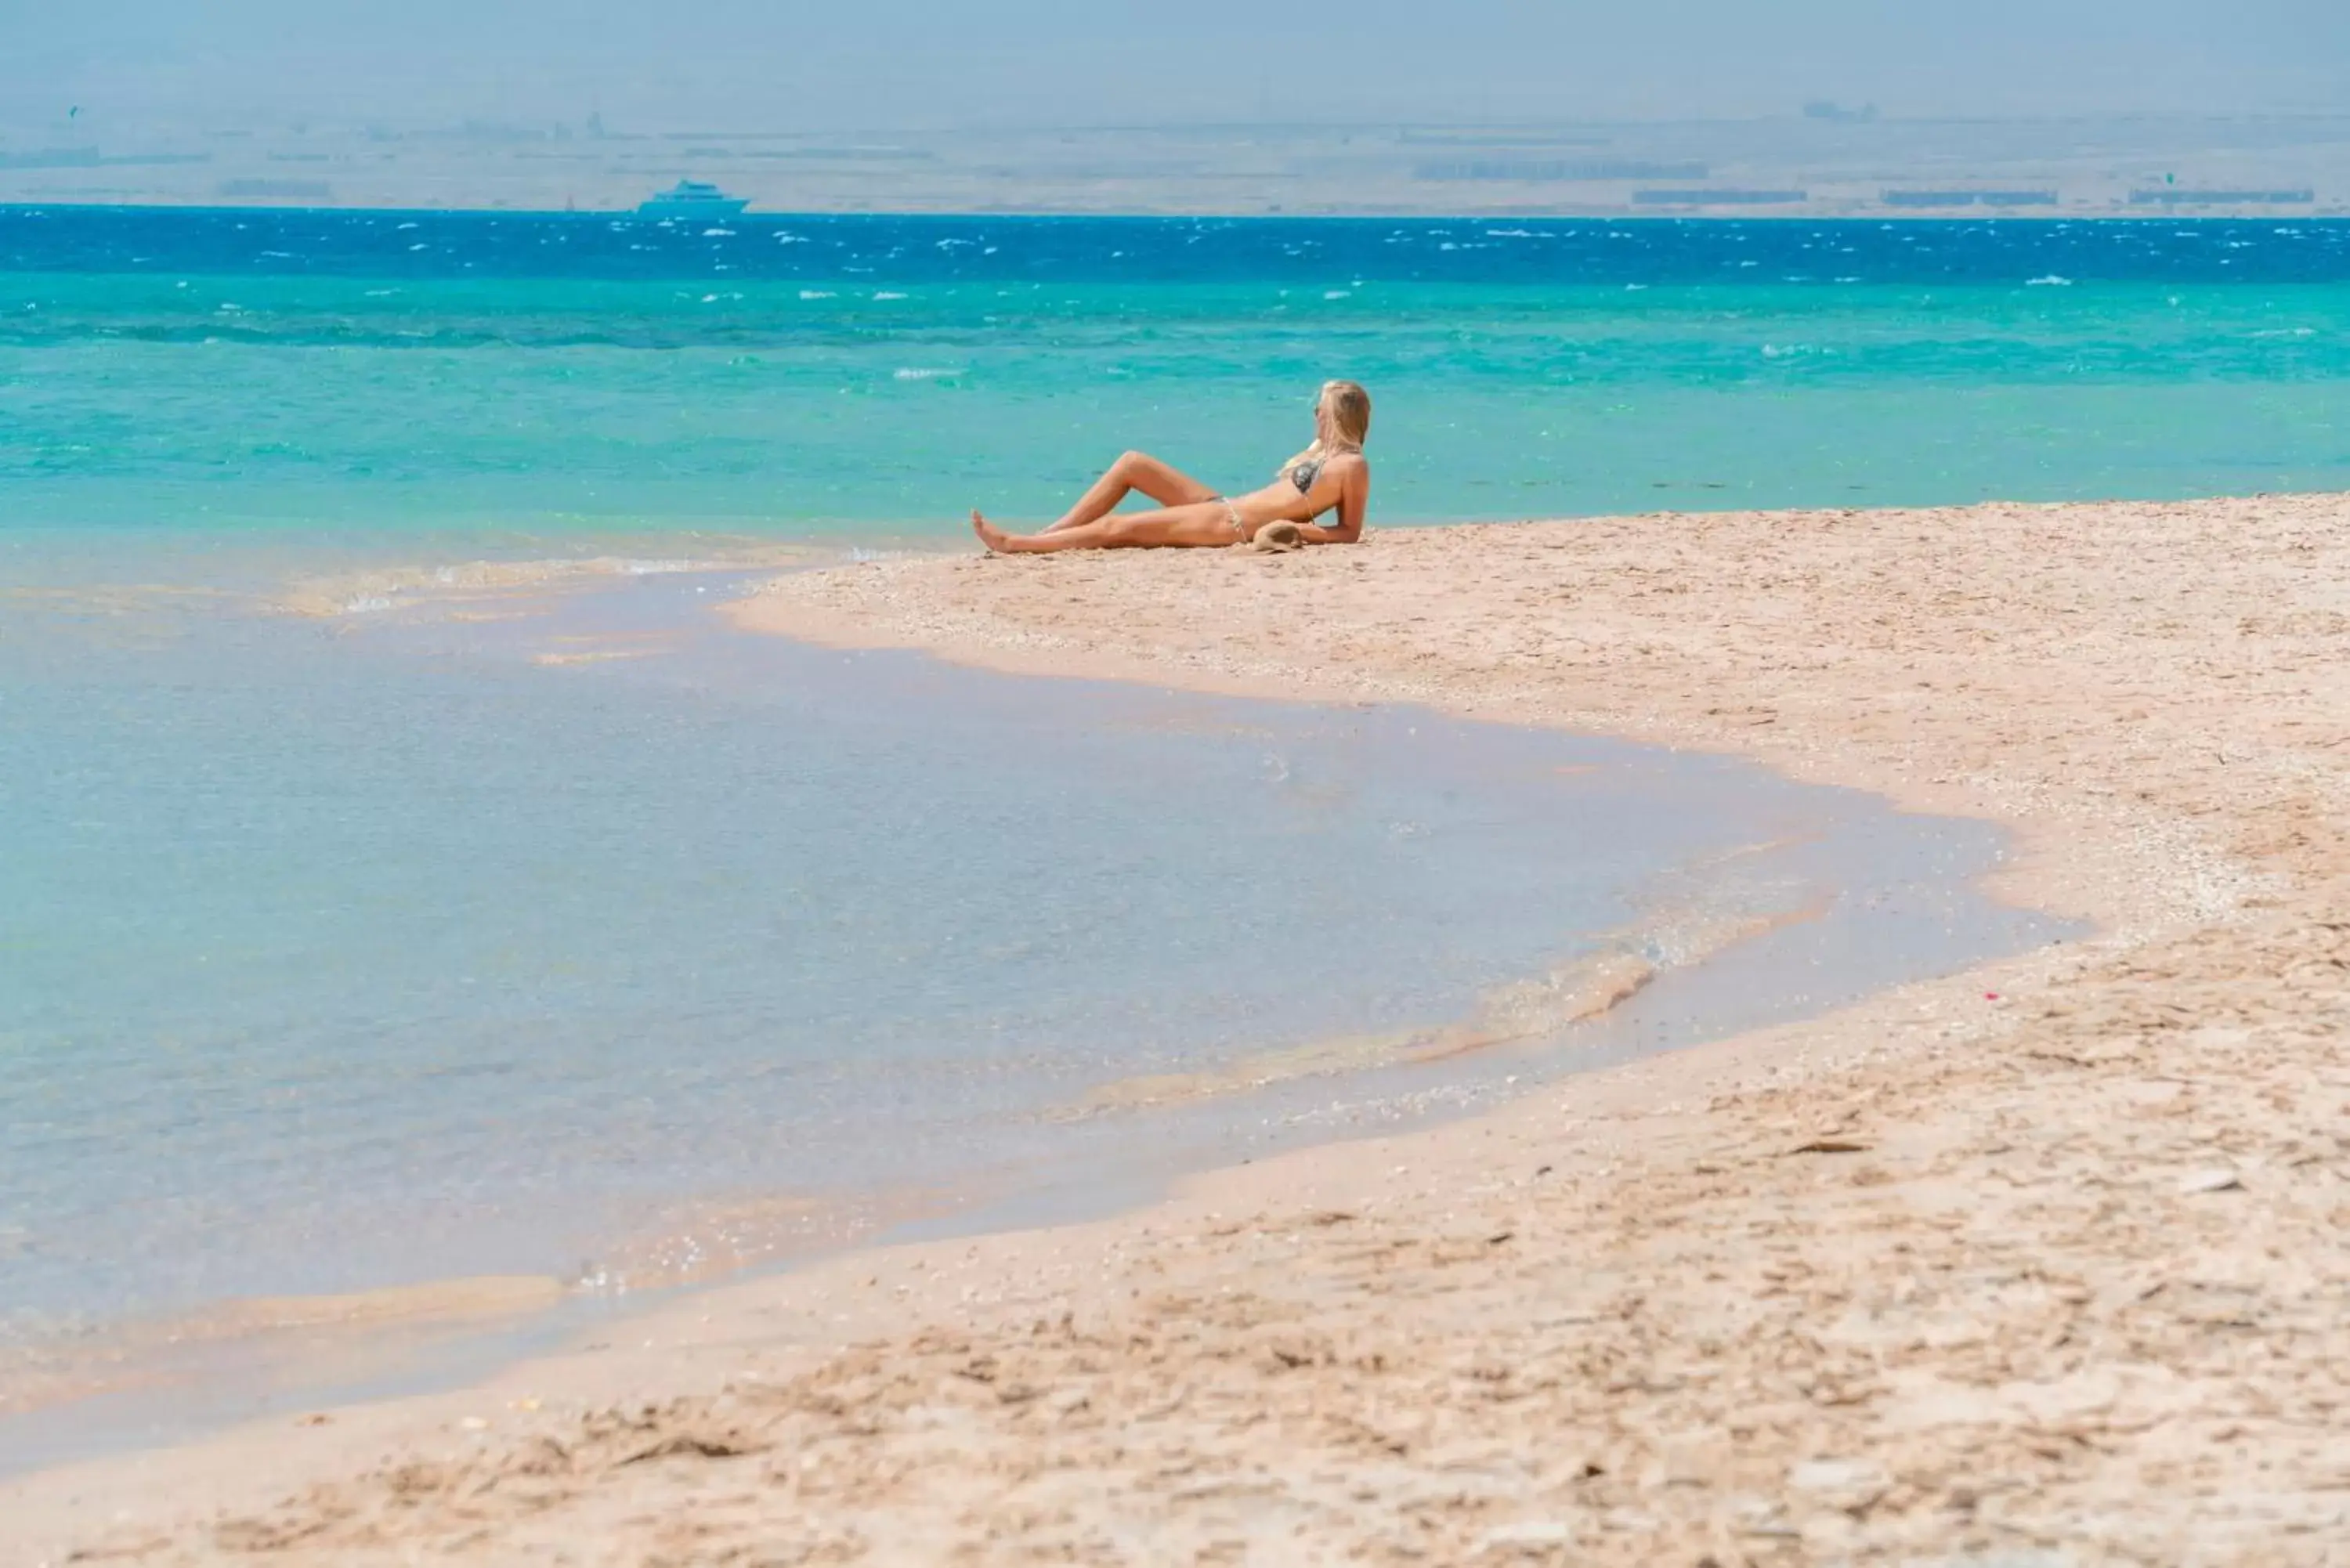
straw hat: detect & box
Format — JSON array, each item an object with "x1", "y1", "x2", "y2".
[{"x1": 1242, "y1": 520, "x2": 1306, "y2": 554}]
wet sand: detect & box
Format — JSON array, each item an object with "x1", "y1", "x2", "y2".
[{"x1": 13, "y1": 493, "x2": 2350, "y2": 1564}]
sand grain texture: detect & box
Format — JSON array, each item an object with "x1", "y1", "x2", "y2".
[{"x1": 17, "y1": 496, "x2": 2350, "y2": 1566}]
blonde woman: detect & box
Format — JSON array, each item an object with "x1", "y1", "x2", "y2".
[{"x1": 972, "y1": 380, "x2": 1372, "y2": 553}]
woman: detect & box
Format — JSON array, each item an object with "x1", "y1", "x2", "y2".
[{"x1": 972, "y1": 380, "x2": 1372, "y2": 553}]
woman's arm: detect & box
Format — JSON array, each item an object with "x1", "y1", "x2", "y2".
[{"x1": 1294, "y1": 458, "x2": 1368, "y2": 545}]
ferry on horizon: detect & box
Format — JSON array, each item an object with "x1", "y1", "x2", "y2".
[{"x1": 634, "y1": 179, "x2": 751, "y2": 219}]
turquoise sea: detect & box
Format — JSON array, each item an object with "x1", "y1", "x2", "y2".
[
  {"x1": 3, "y1": 210, "x2": 2329, "y2": 1461},
  {"x1": 7, "y1": 213, "x2": 2350, "y2": 545}
]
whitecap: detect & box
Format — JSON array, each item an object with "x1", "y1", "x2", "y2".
[
  {"x1": 873, "y1": 291, "x2": 908, "y2": 300},
  {"x1": 2026, "y1": 275, "x2": 2073, "y2": 286},
  {"x1": 799, "y1": 289, "x2": 836, "y2": 299},
  {"x1": 701, "y1": 227, "x2": 735, "y2": 237},
  {"x1": 893, "y1": 367, "x2": 958, "y2": 380},
  {"x1": 1324, "y1": 290, "x2": 1351, "y2": 299}
]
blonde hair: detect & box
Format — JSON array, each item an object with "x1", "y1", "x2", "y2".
[
  {"x1": 1284, "y1": 379, "x2": 1372, "y2": 472},
  {"x1": 1319, "y1": 379, "x2": 1372, "y2": 447}
]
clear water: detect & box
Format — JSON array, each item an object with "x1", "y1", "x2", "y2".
[
  {"x1": 5, "y1": 212, "x2": 2350, "y2": 539},
  {"x1": 7, "y1": 209, "x2": 2305, "y2": 1455},
  {"x1": 0, "y1": 569, "x2": 2063, "y2": 1338}
]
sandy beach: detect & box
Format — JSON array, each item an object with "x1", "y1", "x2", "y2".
[{"x1": 13, "y1": 493, "x2": 2350, "y2": 1565}]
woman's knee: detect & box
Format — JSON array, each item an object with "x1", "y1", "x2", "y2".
[{"x1": 1113, "y1": 449, "x2": 1155, "y2": 476}]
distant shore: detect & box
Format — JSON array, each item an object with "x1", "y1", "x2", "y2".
[
  {"x1": 5, "y1": 110, "x2": 2345, "y2": 219},
  {"x1": 4, "y1": 196, "x2": 2345, "y2": 219},
  {"x1": 14, "y1": 493, "x2": 2350, "y2": 1563}
]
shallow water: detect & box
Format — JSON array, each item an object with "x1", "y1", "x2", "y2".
[{"x1": 0, "y1": 561, "x2": 2071, "y2": 1461}]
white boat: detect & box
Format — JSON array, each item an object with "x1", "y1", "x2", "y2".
[{"x1": 635, "y1": 180, "x2": 751, "y2": 219}]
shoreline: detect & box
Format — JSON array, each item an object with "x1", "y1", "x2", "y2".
[
  {"x1": 728, "y1": 507, "x2": 2253, "y2": 945},
  {"x1": 0, "y1": 565, "x2": 2057, "y2": 1478},
  {"x1": 13, "y1": 493, "x2": 2348, "y2": 1563}
]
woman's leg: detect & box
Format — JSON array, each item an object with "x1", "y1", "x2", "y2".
[
  {"x1": 975, "y1": 504, "x2": 1237, "y2": 553},
  {"x1": 1043, "y1": 450, "x2": 1220, "y2": 532}
]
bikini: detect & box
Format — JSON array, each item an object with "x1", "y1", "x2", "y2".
[{"x1": 1217, "y1": 452, "x2": 1347, "y2": 538}]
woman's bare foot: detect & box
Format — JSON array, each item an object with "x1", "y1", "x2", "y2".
[{"x1": 971, "y1": 510, "x2": 1018, "y2": 553}]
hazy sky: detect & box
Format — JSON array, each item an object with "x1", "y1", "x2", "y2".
[{"x1": 6, "y1": 0, "x2": 2348, "y2": 132}]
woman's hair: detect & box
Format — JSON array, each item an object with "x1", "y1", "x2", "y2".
[
  {"x1": 1285, "y1": 381, "x2": 1372, "y2": 471},
  {"x1": 1319, "y1": 379, "x2": 1372, "y2": 447}
]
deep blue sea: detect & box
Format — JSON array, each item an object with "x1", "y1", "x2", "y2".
[{"x1": 1, "y1": 208, "x2": 2305, "y2": 1459}]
